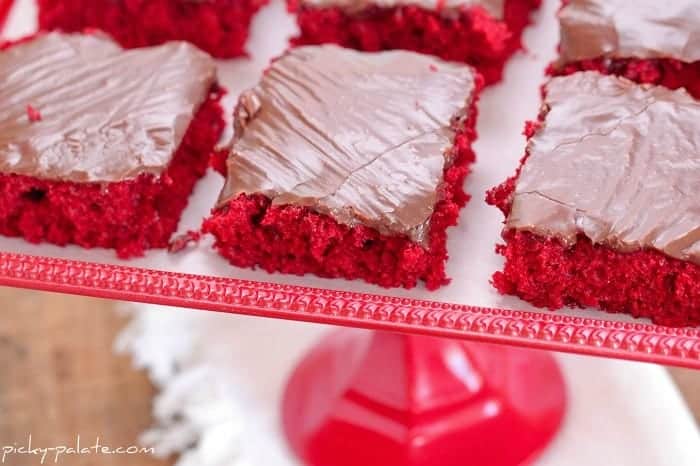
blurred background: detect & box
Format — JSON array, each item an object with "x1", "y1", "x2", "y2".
[{"x1": 0, "y1": 288, "x2": 699, "y2": 466}]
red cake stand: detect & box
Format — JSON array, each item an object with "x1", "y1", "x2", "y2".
[{"x1": 282, "y1": 330, "x2": 566, "y2": 466}]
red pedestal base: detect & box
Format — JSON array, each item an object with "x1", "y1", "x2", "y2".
[{"x1": 282, "y1": 330, "x2": 566, "y2": 466}]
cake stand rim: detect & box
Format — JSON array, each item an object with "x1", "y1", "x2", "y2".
[{"x1": 0, "y1": 250, "x2": 698, "y2": 369}]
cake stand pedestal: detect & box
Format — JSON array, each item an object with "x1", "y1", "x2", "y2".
[{"x1": 282, "y1": 330, "x2": 566, "y2": 466}]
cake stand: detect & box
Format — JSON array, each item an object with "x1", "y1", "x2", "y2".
[{"x1": 1, "y1": 1, "x2": 698, "y2": 466}]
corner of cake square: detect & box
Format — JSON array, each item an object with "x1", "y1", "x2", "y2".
[
  {"x1": 287, "y1": 0, "x2": 542, "y2": 84},
  {"x1": 0, "y1": 32, "x2": 225, "y2": 258},
  {"x1": 549, "y1": 0, "x2": 700, "y2": 99},
  {"x1": 203, "y1": 45, "x2": 482, "y2": 289},
  {"x1": 37, "y1": 0, "x2": 269, "y2": 58},
  {"x1": 488, "y1": 71, "x2": 700, "y2": 327}
]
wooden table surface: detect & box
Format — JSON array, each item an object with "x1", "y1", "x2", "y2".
[
  {"x1": 0, "y1": 287, "x2": 171, "y2": 466},
  {"x1": 0, "y1": 287, "x2": 697, "y2": 466}
]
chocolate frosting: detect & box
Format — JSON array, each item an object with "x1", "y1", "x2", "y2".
[
  {"x1": 507, "y1": 72, "x2": 700, "y2": 265},
  {"x1": 558, "y1": 0, "x2": 700, "y2": 64},
  {"x1": 219, "y1": 45, "x2": 476, "y2": 245},
  {"x1": 0, "y1": 32, "x2": 217, "y2": 183},
  {"x1": 299, "y1": 0, "x2": 504, "y2": 19}
]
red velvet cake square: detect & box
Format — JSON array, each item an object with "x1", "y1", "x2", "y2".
[
  {"x1": 288, "y1": 0, "x2": 541, "y2": 85},
  {"x1": 37, "y1": 0, "x2": 269, "y2": 58},
  {"x1": 549, "y1": 0, "x2": 700, "y2": 99},
  {"x1": 0, "y1": 32, "x2": 225, "y2": 258},
  {"x1": 488, "y1": 72, "x2": 700, "y2": 327},
  {"x1": 204, "y1": 45, "x2": 482, "y2": 289}
]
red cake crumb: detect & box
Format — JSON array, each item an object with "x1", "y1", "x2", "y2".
[
  {"x1": 288, "y1": 0, "x2": 541, "y2": 84},
  {"x1": 168, "y1": 230, "x2": 202, "y2": 253},
  {"x1": 204, "y1": 102, "x2": 480, "y2": 290},
  {"x1": 37, "y1": 0, "x2": 269, "y2": 58},
  {"x1": 549, "y1": 59, "x2": 700, "y2": 100},
  {"x1": 26, "y1": 105, "x2": 42, "y2": 122},
  {"x1": 209, "y1": 147, "x2": 230, "y2": 177},
  {"x1": 0, "y1": 87, "x2": 225, "y2": 258}
]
